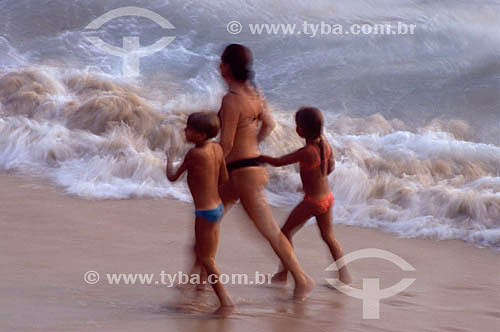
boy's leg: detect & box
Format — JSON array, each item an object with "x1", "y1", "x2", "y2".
[
  {"x1": 315, "y1": 208, "x2": 352, "y2": 285},
  {"x1": 190, "y1": 245, "x2": 208, "y2": 290},
  {"x1": 195, "y1": 216, "x2": 234, "y2": 307},
  {"x1": 179, "y1": 243, "x2": 207, "y2": 290},
  {"x1": 273, "y1": 201, "x2": 314, "y2": 283}
]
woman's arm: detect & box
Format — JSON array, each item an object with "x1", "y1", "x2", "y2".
[
  {"x1": 326, "y1": 141, "x2": 335, "y2": 174},
  {"x1": 218, "y1": 145, "x2": 229, "y2": 185},
  {"x1": 327, "y1": 152, "x2": 335, "y2": 174},
  {"x1": 257, "y1": 96, "x2": 276, "y2": 142},
  {"x1": 218, "y1": 95, "x2": 240, "y2": 158}
]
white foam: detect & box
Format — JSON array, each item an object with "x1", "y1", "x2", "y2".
[{"x1": 0, "y1": 65, "x2": 499, "y2": 249}]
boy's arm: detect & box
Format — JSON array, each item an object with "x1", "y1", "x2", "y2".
[
  {"x1": 166, "y1": 150, "x2": 189, "y2": 182},
  {"x1": 259, "y1": 148, "x2": 308, "y2": 167}
]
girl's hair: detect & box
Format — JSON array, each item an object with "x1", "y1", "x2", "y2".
[
  {"x1": 221, "y1": 44, "x2": 255, "y2": 83},
  {"x1": 295, "y1": 106, "x2": 329, "y2": 175}
]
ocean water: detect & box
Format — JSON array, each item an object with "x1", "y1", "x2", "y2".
[{"x1": 0, "y1": 0, "x2": 499, "y2": 248}]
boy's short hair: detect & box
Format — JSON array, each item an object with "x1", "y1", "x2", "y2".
[{"x1": 187, "y1": 112, "x2": 220, "y2": 139}]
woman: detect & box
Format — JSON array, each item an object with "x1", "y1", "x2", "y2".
[{"x1": 217, "y1": 44, "x2": 314, "y2": 300}]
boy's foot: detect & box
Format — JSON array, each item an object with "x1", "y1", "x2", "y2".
[
  {"x1": 196, "y1": 282, "x2": 209, "y2": 291},
  {"x1": 293, "y1": 275, "x2": 315, "y2": 301},
  {"x1": 271, "y1": 271, "x2": 288, "y2": 284}
]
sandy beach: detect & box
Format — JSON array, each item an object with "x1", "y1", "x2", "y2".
[
  {"x1": 1, "y1": 173, "x2": 498, "y2": 331},
  {"x1": 1, "y1": 0, "x2": 499, "y2": 330}
]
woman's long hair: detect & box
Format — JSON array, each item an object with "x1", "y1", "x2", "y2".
[{"x1": 221, "y1": 44, "x2": 256, "y2": 87}]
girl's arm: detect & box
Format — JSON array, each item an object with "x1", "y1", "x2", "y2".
[
  {"x1": 259, "y1": 148, "x2": 309, "y2": 167},
  {"x1": 166, "y1": 150, "x2": 189, "y2": 182}
]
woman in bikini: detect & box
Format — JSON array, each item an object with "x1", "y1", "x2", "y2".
[
  {"x1": 259, "y1": 107, "x2": 352, "y2": 284},
  {"x1": 217, "y1": 44, "x2": 314, "y2": 300}
]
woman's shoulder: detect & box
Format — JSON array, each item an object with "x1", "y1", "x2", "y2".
[{"x1": 218, "y1": 93, "x2": 241, "y2": 117}]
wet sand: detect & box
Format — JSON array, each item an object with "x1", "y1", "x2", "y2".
[{"x1": 1, "y1": 174, "x2": 499, "y2": 331}]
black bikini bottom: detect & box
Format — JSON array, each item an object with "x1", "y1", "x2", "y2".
[{"x1": 226, "y1": 157, "x2": 261, "y2": 174}]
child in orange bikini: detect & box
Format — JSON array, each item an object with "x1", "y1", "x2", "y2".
[{"x1": 258, "y1": 107, "x2": 352, "y2": 284}]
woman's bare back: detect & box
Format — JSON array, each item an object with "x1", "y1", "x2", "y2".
[{"x1": 219, "y1": 87, "x2": 263, "y2": 163}]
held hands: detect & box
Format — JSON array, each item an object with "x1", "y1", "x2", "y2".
[{"x1": 257, "y1": 155, "x2": 271, "y2": 164}]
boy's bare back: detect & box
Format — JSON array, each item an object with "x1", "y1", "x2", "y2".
[{"x1": 185, "y1": 142, "x2": 228, "y2": 210}]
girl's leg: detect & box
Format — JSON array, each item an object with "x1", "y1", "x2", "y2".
[
  {"x1": 272, "y1": 201, "x2": 314, "y2": 283},
  {"x1": 315, "y1": 208, "x2": 352, "y2": 285},
  {"x1": 195, "y1": 217, "x2": 234, "y2": 307},
  {"x1": 232, "y1": 167, "x2": 314, "y2": 300}
]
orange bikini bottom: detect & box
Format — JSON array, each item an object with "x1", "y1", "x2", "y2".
[{"x1": 303, "y1": 192, "x2": 335, "y2": 216}]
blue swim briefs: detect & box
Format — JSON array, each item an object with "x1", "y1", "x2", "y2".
[{"x1": 195, "y1": 203, "x2": 224, "y2": 222}]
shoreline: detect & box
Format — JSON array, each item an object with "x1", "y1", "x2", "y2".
[{"x1": 1, "y1": 174, "x2": 498, "y2": 331}]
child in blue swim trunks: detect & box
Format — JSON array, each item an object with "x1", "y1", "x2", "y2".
[{"x1": 166, "y1": 112, "x2": 233, "y2": 309}]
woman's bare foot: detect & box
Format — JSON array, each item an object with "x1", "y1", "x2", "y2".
[
  {"x1": 271, "y1": 270, "x2": 288, "y2": 284},
  {"x1": 339, "y1": 268, "x2": 352, "y2": 285},
  {"x1": 293, "y1": 274, "x2": 315, "y2": 301},
  {"x1": 213, "y1": 304, "x2": 235, "y2": 317}
]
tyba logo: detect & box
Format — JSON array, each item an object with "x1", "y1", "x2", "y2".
[
  {"x1": 84, "y1": 6, "x2": 175, "y2": 77},
  {"x1": 326, "y1": 248, "x2": 416, "y2": 319}
]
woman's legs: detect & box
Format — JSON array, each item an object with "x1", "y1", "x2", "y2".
[
  {"x1": 315, "y1": 208, "x2": 352, "y2": 284},
  {"x1": 232, "y1": 167, "x2": 314, "y2": 300},
  {"x1": 272, "y1": 201, "x2": 314, "y2": 283},
  {"x1": 219, "y1": 178, "x2": 239, "y2": 212}
]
